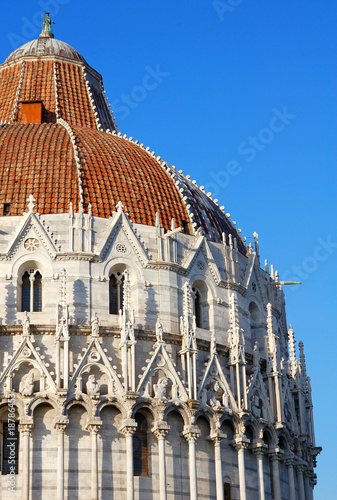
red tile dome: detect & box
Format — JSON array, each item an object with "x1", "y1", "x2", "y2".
[{"x1": 0, "y1": 32, "x2": 247, "y2": 253}]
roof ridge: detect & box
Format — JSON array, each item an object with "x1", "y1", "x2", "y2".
[
  {"x1": 57, "y1": 118, "x2": 83, "y2": 205},
  {"x1": 105, "y1": 130, "x2": 247, "y2": 247},
  {"x1": 82, "y1": 67, "x2": 101, "y2": 131},
  {"x1": 107, "y1": 129, "x2": 196, "y2": 235},
  {"x1": 11, "y1": 61, "x2": 25, "y2": 123}
]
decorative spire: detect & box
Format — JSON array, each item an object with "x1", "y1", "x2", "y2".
[
  {"x1": 180, "y1": 283, "x2": 197, "y2": 351},
  {"x1": 288, "y1": 325, "x2": 297, "y2": 378},
  {"x1": 40, "y1": 12, "x2": 55, "y2": 38},
  {"x1": 228, "y1": 293, "x2": 245, "y2": 365},
  {"x1": 266, "y1": 303, "x2": 278, "y2": 373},
  {"x1": 299, "y1": 341, "x2": 308, "y2": 391}
]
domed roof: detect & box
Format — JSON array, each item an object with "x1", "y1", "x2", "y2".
[
  {"x1": 5, "y1": 37, "x2": 86, "y2": 64},
  {"x1": 0, "y1": 24, "x2": 247, "y2": 254}
]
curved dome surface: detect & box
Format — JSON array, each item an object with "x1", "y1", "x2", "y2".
[
  {"x1": 0, "y1": 122, "x2": 246, "y2": 252},
  {"x1": 0, "y1": 33, "x2": 247, "y2": 254},
  {"x1": 5, "y1": 37, "x2": 86, "y2": 64}
]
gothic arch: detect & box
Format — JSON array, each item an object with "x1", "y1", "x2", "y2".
[
  {"x1": 0, "y1": 401, "x2": 23, "y2": 418},
  {"x1": 164, "y1": 403, "x2": 191, "y2": 427},
  {"x1": 64, "y1": 398, "x2": 91, "y2": 416},
  {"x1": 103, "y1": 256, "x2": 143, "y2": 282},
  {"x1": 29, "y1": 397, "x2": 60, "y2": 417},
  {"x1": 131, "y1": 400, "x2": 159, "y2": 423},
  {"x1": 190, "y1": 278, "x2": 211, "y2": 329},
  {"x1": 97, "y1": 399, "x2": 127, "y2": 419}
]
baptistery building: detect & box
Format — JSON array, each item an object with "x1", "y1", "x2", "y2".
[{"x1": 0, "y1": 16, "x2": 320, "y2": 500}]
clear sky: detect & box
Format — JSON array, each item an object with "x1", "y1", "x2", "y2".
[{"x1": 0, "y1": 1, "x2": 336, "y2": 497}]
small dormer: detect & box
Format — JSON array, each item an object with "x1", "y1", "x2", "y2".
[{"x1": 21, "y1": 101, "x2": 43, "y2": 124}]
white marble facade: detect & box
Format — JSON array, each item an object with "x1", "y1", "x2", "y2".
[{"x1": 0, "y1": 197, "x2": 320, "y2": 499}]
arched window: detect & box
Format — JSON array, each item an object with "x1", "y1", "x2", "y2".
[
  {"x1": 224, "y1": 483, "x2": 232, "y2": 500},
  {"x1": 21, "y1": 270, "x2": 42, "y2": 312},
  {"x1": 133, "y1": 413, "x2": 148, "y2": 476},
  {"x1": 109, "y1": 272, "x2": 124, "y2": 314},
  {"x1": 193, "y1": 288, "x2": 202, "y2": 328},
  {"x1": 192, "y1": 282, "x2": 209, "y2": 329},
  {"x1": 249, "y1": 302, "x2": 262, "y2": 347}
]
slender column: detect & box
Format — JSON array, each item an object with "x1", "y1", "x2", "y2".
[
  {"x1": 86, "y1": 418, "x2": 102, "y2": 500},
  {"x1": 285, "y1": 457, "x2": 296, "y2": 500},
  {"x1": 235, "y1": 364, "x2": 241, "y2": 409},
  {"x1": 153, "y1": 423, "x2": 170, "y2": 500},
  {"x1": 274, "y1": 375, "x2": 283, "y2": 424},
  {"x1": 232, "y1": 437, "x2": 249, "y2": 500},
  {"x1": 63, "y1": 340, "x2": 69, "y2": 390},
  {"x1": 304, "y1": 470, "x2": 311, "y2": 500},
  {"x1": 252, "y1": 443, "x2": 267, "y2": 500},
  {"x1": 54, "y1": 418, "x2": 69, "y2": 500},
  {"x1": 241, "y1": 364, "x2": 247, "y2": 409},
  {"x1": 210, "y1": 430, "x2": 226, "y2": 500},
  {"x1": 120, "y1": 418, "x2": 138, "y2": 500},
  {"x1": 269, "y1": 452, "x2": 282, "y2": 500},
  {"x1": 295, "y1": 465, "x2": 306, "y2": 500},
  {"x1": 19, "y1": 420, "x2": 33, "y2": 500},
  {"x1": 183, "y1": 425, "x2": 200, "y2": 500}
]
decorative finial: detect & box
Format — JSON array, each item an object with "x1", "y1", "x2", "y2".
[
  {"x1": 40, "y1": 12, "x2": 55, "y2": 38},
  {"x1": 27, "y1": 194, "x2": 35, "y2": 213},
  {"x1": 116, "y1": 200, "x2": 124, "y2": 213}
]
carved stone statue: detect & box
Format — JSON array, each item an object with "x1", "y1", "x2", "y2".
[
  {"x1": 155, "y1": 318, "x2": 163, "y2": 343},
  {"x1": 86, "y1": 374, "x2": 100, "y2": 398},
  {"x1": 91, "y1": 312, "x2": 99, "y2": 337},
  {"x1": 19, "y1": 372, "x2": 34, "y2": 397},
  {"x1": 253, "y1": 342, "x2": 260, "y2": 371},
  {"x1": 153, "y1": 376, "x2": 169, "y2": 400},
  {"x1": 22, "y1": 311, "x2": 30, "y2": 336},
  {"x1": 208, "y1": 381, "x2": 222, "y2": 410},
  {"x1": 252, "y1": 394, "x2": 262, "y2": 419}
]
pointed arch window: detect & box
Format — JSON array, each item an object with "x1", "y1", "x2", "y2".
[
  {"x1": 192, "y1": 287, "x2": 202, "y2": 328},
  {"x1": 21, "y1": 270, "x2": 42, "y2": 312},
  {"x1": 109, "y1": 272, "x2": 124, "y2": 314},
  {"x1": 133, "y1": 414, "x2": 148, "y2": 476}
]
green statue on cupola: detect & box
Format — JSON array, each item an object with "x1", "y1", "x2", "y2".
[{"x1": 40, "y1": 12, "x2": 55, "y2": 38}]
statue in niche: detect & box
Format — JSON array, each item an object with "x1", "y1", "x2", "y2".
[
  {"x1": 251, "y1": 394, "x2": 262, "y2": 419},
  {"x1": 19, "y1": 372, "x2": 34, "y2": 397},
  {"x1": 153, "y1": 376, "x2": 169, "y2": 400},
  {"x1": 91, "y1": 312, "x2": 99, "y2": 337},
  {"x1": 155, "y1": 318, "x2": 164, "y2": 343},
  {"x1": 208, "y1": 381, "x2": 222, "y2": 410},
  {"x1": 126, "y1": 320, "x2": 135, "y2": 343},
  {"x1": 86, "y1": 374, "x2": 100, "y2": 398},
  {"x1": 22, "y1": 311, "x2": 30, "y2": 336},
  {"x1": 253, "y1": 342, "x2": 260, "y2": 371}
]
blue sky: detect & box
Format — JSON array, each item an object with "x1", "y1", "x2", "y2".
[{"x1": 0, "y1": 1, "x2": 336, "y2": 497}]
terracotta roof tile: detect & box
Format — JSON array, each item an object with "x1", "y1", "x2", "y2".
[
  {"x1": 0, "y1": 64, "x2": 23, "y2": 122},
  {"x1": 0, "y1": 123, "x2": 79, "y2": 215},
  {"x1": 15, "y1": 60, "x2": 56, "y2": 123},
  {"x1": 56, "y1": 62, "x2": 97, "y2": 128}
]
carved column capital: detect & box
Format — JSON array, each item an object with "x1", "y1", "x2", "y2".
[
  {"x1": 284, "y1": 453, "x2": 296, "y2": 468},
  {"x1": 19, "y1": 416, "x2": 34, "y2": 436},
  {"x1": 209, "y1": 429, "x2": 227, "y2": 445},
  {"x1": 251, "y1": 439, "x2": 268, "y2": 456},
  {"x1": 268, "y1": 447, "x2": 283, "y2": 462},
  {"x1": 54, "y1": 416, "x2": 69, "y2": 433},
  {"x1": 119, "y1": 417, "x2": 137, "y2": 437},
  {"x1": 86, "y1": 417, "x2": 103, "y2": 435},
  {"x1": 152, "y1": 421, "x2": 170, "y2": 440},
  {"x1": 232, "y1": 434, "x2": 250, "y2": 451},
  {"x1": 182, "y1": 425, "x2": 200, "y2": 444}
]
